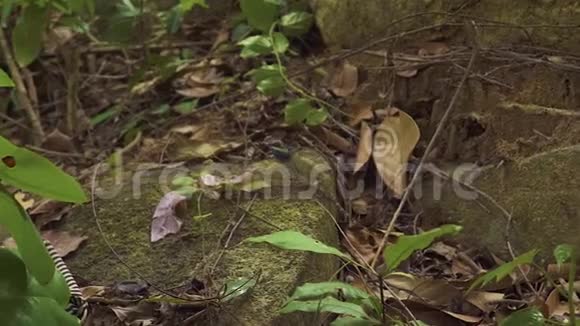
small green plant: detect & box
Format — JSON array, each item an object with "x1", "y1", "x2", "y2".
[
  {"x1": 236, "y1": 0, "x2": 327, "y2": 126},
  {"x1": 0, "y1": 135, "x2": 87, "y2": 325},
  {"x1": 245, "y1": 225, "x2": 462, "y2": 325}
]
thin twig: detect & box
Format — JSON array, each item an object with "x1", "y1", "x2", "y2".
[
  {"x1": 370, "y1": 44, "x2": 479, "y2": 269},
  {"x1": 0, "y1": 27, "x2": 44, "y2": 142}
]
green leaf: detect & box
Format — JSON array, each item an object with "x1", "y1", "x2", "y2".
[
  {"x1": 499, "y1": 307, "x2": 544, "y2": 326},
  {"x1": 257, "y1": 76, "x2": 285, "y2": 96},
  {"x1": 12, "y1": 4, "x2": 49, "y2": 67},
  {"x1": 172, "y1": 176, "x2": 195, "y2": 187},
  {"x1": 0, "y1": 193, "x2": 55, "y2": 285},
  {"x1": 280, "y1": 11, "x2": 314, "y2": 37},
  {"x1": 331, "y1": 317, "x2": 381, "y2": 326},
  {"x1": 180, "y1": 0, "x2": 208, "y2": 12},
  {"x1": 384, "y1": 225, "x2": 462, "y2": 273},
  {"x1": 232, "y1": 23, "x2": 252, "y2": 42},
  {"x1": 165, "y1": 6, "x2": 183, "y2": 34},
  {"x1": 289, "y1": 282, "x2": 370, "y2": 302},
  {"x1": 90, "y1": 105, "x2": 122, "y2": 126},
  {"x1": 221, "y1": 277, "x2": 257, "y2": 302},
  {"x1": 0, "y1": 136, "x2": 87, "y2": 203},
  {"x1": 284, "y1": 99, "x2": 312, "y2": 124},
  {"x1": 246, "y1": 230, "x2": 351, "y2": 260},
  {"x1": 240, "y1": 0, "x2": 280, "y2": 32},
  {"x1": 306, "y1": 108, "x2": 328, "y2": 126},
  {"x1": 173, "y1": 100, "x2": 199, "y2": 115},
  {"x1": 281, "y1": 296, "x2": 370, "y2": 319},
  {"x1": 271, "y1": 32, "x2": 289, "y2": 54},
  {"x1": 554, "y1": 244, "x2": 574, "y2": 267},
  {"x1": 0, "y1": 248, "x2": 76, "y2": 325},
  {"x1": 468, "y1": 249, "x2": 538, "y2": 292},
  {"x1": 0, "y1": 69, "x2": 14, "y2": 87},
  {"x1": 238, "y1": 35, "x2": 272, "y2": 58},
  {"x1": 248, "y1": 65, "x2": 286, "y2": 96}
]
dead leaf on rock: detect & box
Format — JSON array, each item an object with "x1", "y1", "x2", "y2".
[
  {"x1": 348, "y1": 102, "x2": 374, "y2": 127},
  {"x1": 395, "y1": 64, "x2": 418, "y2": 78},
  {"x1": 41, "y1": 230, "x2": 87, "y2": 257},
  {"x1": 354, "y1": 122, "x2": 372, "y2": 172},
  {"x1": 110, "y1": 302, "x2": 156, "y2": 326},
  {"x1": 373, "y1": 108, "x2": 420, "y2": 197},
  {"x1": 330, "y1": 61, "x2": 358, "y2": 97},
  {"x1": 42, "y1": 129, "x2": 75, "y2": 153},
  {"x1": 150, "y1": 192, "x2": 187, "y2": 242}
]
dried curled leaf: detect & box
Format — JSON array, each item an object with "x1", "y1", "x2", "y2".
[{"x1": 372, "y1": 108, "x2": 420, "y2": 197}]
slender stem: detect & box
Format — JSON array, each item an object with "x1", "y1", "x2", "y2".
[
  {"x1": 0, "y1": 27, "x2": 44, "y2": 143},
  {"x1": 370, "y1": 46, "x2": 479, "y2": 268},
  {"x1": 569, "y1": 250, "x2": 576, "y2": 326}
]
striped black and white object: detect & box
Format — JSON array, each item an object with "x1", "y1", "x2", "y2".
[{"x1": 43, "y1": 240, "x2": 89, "y2": 323}]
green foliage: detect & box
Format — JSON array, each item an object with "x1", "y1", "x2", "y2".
[
  {"x1": 247, "y1": 65, "x2": 286, "y2": 96},
  {"x1": 246, "y1": 230, "x2": 351, "y2": 260},
  {"x1": 0, "y1": 136, "x2": 87, "y2": 203},
  {"x1": 0, "y1": 249, "x2": 78, "y2": 326},
  {"x1": 280, "y1": 11, "x2": 313, "y2": 37},
  {"x1": 281, "y1": 296, "x2": 379, "y2": 325},
  {"x1": 284, "y1": 99, "x2": 328, "y2": 125},
  {"x1": 12, "y1": 4, "x2": 49, "y2": 67},
  {"x1": 331, "y1": 317, "x2": 381, "y2": 326},
  {"x1": 499, "y1": 307, "x2": 544, "y2": 326},
  {"x1": 0, "y1": 137, "x2": 86, "y2": 323},
  {"x1": 468, "y1": 249, "x2": 538, "y2": 292},
  {"x1": 179, "y1": 0, "x2": 208, "y2": 12},
  {"x1": 554, "y1": 244, "x2": 574, "y2": 267},
  {"x1": 240, "y1": 0, "x2": 281, "y2": 32},
  {"x1": 221, "y1": 277, "x2": 257, "y2": 302},
  {"x1": 288, "y1": 282, "x2": 371, "y2": 302},
  {"x1": 0, "y1": 69, "x2": 14, "y2": 87},
  {"x1": 383, "y1": 225, "x2": 462, "y2": 274}
]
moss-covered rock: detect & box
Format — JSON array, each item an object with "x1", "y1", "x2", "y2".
[
  {"x1": 420, "y1": 145, "x2": 580, "y2": 261},
  {"x1": 311, "y1": 0, "x2": 580, "y2": 50},
  {"x1": 61, "y1": 149, "x2": 340, "y2": 325}
]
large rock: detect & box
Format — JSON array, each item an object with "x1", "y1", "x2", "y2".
[
  {"x1": 60, "y1": 150, "x2": 339, "y2": 325},
  {"x1": 420, "y1": 145, "x2": 580, "y2": 261},
  {"x1": 311, "y1": 0, "x2": 580, "y2": 50}
]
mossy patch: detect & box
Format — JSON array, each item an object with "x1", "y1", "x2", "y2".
[
  {"x1": 60, "y1": 149, "x2": 340, "y2": 325},
  {"x1": 421, "y1": 145, "x2": 580, "y2": 261}
]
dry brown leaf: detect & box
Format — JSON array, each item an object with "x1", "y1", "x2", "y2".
[
  {"x1": 395, "y1": 66, "x2": 418, "y2": 78},
  {"x1": 348, "y1": 102, "x2": 374, "y2": 127},
  {"x1": 14, "y1": 192, "x2": 34, "y2": 211},
  {"x1": 177, "y1": 86, "x2": 220, "y2": 98},
  {"x1": 351, "y1": 198, "x2": 368, "y2": 215},
  {"x1": 354, "y1": 122, "x2": 372, "y2": 172},
  {"x1": 372, "y1": 108, "x2": 420, "y2": 197},
  {"x1": 418, "y1": 42, "x2": 450, "y2": 56},
  {"x1": 211, "y1": 29, "x2": 230, "y2": 51},
  {"x1": 42, "y1": 129, "x2": 75, "y2": 153},
  {"x1": 342, "y1": 226, "x2": 384, "y2": 266},
  {"x1": 81, "y1": 286, "x2": 106, "y2": 299},
  {"x1": 151, "y1": 192, "x2": 187, "y2": 242},
  {"x1": 464, "y1": 291, "x2": 504, "y2": 313},
  {"x1": 42, "y1": 230, "x2": 87, "y2": 257},
  {"x1": 187, "y1": 67, "x2": 224, "y2": 86},
  {"x1": 330, "y1": 61, "x2": 358, "y2": 97},
  {"x1": 316, "y1": 127, "x2": 355, "y2": 153}
]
